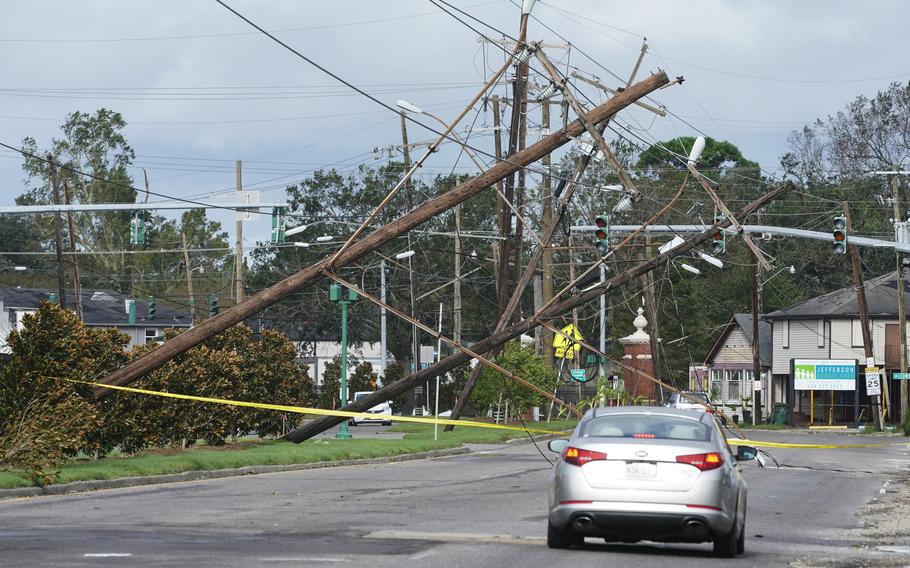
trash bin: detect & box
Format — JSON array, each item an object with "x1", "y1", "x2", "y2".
[{"x1": 772, "y1": 403, "x2": 790, "y2": 425}]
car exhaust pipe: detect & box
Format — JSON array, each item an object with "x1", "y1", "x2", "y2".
[{"x1": 573, "y1": 515, "x2": 594, "y2": 531}]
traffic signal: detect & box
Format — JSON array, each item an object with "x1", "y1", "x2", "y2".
[
  {"x1": 833, "y1": 216, "x2": 847, "y2": 254},
  {"x1": 594, "y1": 214, "x2": 610, "y2": 256},
  {"x1": 147, "y1": 295, "x2": 156, "y2": 320},
  {"x1": 271, "y1": 207, "x2": 287, "y2": 244},
  {"x1": 711, "y1": 216, "x2": 726, "y2": 254},
  {"x1": 129, "y1": 210, "x2": 146, "y2": 245},
  {"x1": 208, "y1": 294, "x2": 219, "y2": 316}
]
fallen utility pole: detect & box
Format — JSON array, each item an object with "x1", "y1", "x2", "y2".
[
  {"x1": 93, "y1": 71, "x2": 671, "y2": 397},
  {"x1": 284, "y1": 183, "x2": 787, "y2": 442}
]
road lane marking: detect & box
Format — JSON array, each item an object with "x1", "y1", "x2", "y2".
[
  {"x1": 83, "y1": 553, "x2": 133, "y2": 558},
  {"x1": 260, "y1": 558, "x2": 348, "y2": 563},
  {"x1": 364, "y1": 530, "x2": 546, "y2": 546}
]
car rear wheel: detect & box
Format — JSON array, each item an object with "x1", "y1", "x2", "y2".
[
  {"x1": 547, "y1": 521, "x2": 583, "y2": 549},
  {"x1": 736, "y1": 519, "x2": 745, "y2": 554},
  {"x1": 713, "y1": 516, "x2": 741, "y2": 558}
]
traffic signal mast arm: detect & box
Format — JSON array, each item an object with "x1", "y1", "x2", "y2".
[
  {"x1": 284, "y1": 182, "x2": 790, "y2": 442},
  {"x1": 93, "y1": 71, "x2": 672, "y2": 398}
]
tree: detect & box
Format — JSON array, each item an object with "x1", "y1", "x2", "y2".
[
  {"x1": 0, "y1": 302, "x2": 129, "y2": 484},
  {"x1": 470, "y1": 342, "x2": 557, "y2": 420},
  {"x1": 319, "y1": 358, "x2": 342, "y2": 410},
  {"x1": 20, "y1": 110, "x2": 137, "y2": 292},
  {"x1": 348, "y1": 361, "x2": 377, "y2": 396}
]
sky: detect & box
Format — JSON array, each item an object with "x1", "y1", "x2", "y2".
[{"x1": 0, "y1": 0, "x2": 908, "y2": 247}]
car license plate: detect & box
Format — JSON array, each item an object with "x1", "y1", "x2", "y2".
[{"x1": 625, "y1": 462, "x2": 657, "y2": 479}]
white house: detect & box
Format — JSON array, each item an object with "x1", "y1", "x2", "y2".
[
  {"x1": 764, "y1": 272, "x2": 910, "y2": 424},
  {"x1": 0, "y1": 287, "x2": 192, "y2": 354}
]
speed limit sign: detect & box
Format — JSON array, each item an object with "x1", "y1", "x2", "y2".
[{"x1": 865, "y1": 367, "x2": 882, "y2": 396}]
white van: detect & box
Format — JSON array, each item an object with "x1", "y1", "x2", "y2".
[{"x1": 348, "y1": 391, "x2": 393, "y2": 426}]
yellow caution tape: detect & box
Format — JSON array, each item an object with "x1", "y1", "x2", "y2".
[
  {"x1": 60, "y1": 377, "x2": 565, "y2": 436},
  {"x1": 56, "y1": 378, "x2": 910, "y2": 449},
  {"x1": 727, "y1": 437, "x2": 908, "y2": 449}
]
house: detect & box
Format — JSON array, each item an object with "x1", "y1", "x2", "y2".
[
  {"x1": 700, "y1": 313, "x2": 772, "y2": 417},
  {"x1": 764, "y1": 271, "x2": 910, "y2": 424},
  {"x1": 0, "y1": 287, "x2": 192, "y2": 354},
  {"x1": 248, "y1": 319, "x2": 397, "y2": 388}
]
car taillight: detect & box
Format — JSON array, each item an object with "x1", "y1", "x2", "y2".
[
  {"x1": 676, "y1": 452, "x2": 724, "y2": 471},
  {"x1": 563, "y1": 447, "x2": 607, "y2": 466}
]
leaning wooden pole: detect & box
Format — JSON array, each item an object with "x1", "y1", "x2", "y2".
[
  {"x1": 92, "y1": 72, "x2": 671, "y2": 397},
  {"x1": 284, "y1": 183, "x2": 788, "y2": 442},
  {"x1": 844, "y1": 202, "x2": 883, "y2": 430}
]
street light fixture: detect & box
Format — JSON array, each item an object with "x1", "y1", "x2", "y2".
[
  {"x1": 293, "y1": 242, "x2": 310, "y2": 248},
  {"x1": 315, "y1": 235, "x2": 334, "y2": 242},
  {"x1": 285, "y1": 224, "x2": 308, "y2": 237},
  {"x1": 395, "y1": 250, "x2": 416, "y2": 260}
]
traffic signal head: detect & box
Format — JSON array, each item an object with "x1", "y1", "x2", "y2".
[
  {"x1": 208, "y1": 294, "x2": 219, "y2": 316},
  {"x1": 833, "y1": 216, "x2": 847, "y2": 254},
  {"x1": 594, "y1": 214, "x2": 610, "y2": 256},
  {"x1": 711, "y1": 228, "x2": 726, "y2": 254},
  {"x1": 147, "y1": 295, "x2": 156, "y2": 320}
]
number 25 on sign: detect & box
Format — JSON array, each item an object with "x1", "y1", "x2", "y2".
[{"x1": 865, "y1": 367, "x2": 882, "y2": 396}]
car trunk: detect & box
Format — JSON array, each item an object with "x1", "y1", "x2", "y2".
[{"x1": 577, "y1": 439, "x2": 713, "y2": 494}]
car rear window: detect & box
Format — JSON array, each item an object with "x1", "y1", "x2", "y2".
[
  {"x1": 670, "y1": 392, "x2": 709, "y2": 404},
  {"x1": 580, "y1": 414, "x2": 711, "y2": 441}
]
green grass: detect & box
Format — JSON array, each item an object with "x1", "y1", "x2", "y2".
[{"x1": 0, "y1": 419, "x2": 577, "y2": 489}]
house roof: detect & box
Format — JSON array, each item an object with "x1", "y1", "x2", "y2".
[
  {"x1": 764, "y1": 272, "x2": 909, "y2": 320},
  {"x1": 704, "y1": 313, "x2": 772, "y2": 367},
  {"x1": 0, "y1": 287, "x2": 192, "y2": 327}
]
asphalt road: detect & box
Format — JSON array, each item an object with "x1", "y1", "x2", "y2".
[{"x1": 1, "y1": 430, "x2": 909, "y2": 567}]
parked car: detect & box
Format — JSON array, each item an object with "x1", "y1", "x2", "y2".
[
  {"x1": 546, "y1": 406, "x2": 757, "y2": 557},
  {"x1": 666, "y1": 391, "x2": 712, "y2": 412},
  {"x1": 348, "y1": 391, "x2": 393, "y2": 426}
]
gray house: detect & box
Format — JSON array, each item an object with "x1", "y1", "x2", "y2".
[
  {"x1": 700, "y1": 313, "x2": 772, "y2": 417},
  {"x1": 0, "y1": 287, "x2": 192, "y2": 354},
  {"x1": 764, "y1": 272, "x2": 909, "y2": 423}
]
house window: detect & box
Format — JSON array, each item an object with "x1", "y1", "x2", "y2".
[
  {"x1": 817, "y1": 319, "x2": 825, "y2": 348},
  {"x1": 851, "y1": 319, "x2": 865, "y2": 348},
  {"x1": 782, "y1": 320, "x2": 789, "y2": 349},
  {"x1": 145, "y1": 328, "x2": 159, "y2": 343}
]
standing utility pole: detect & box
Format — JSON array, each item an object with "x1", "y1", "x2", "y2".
[
  {"x1": 400, "y1": 112, "x2": 420, "y2": 380},
  {"x1": 541, "y1": 101, "x2": 555, "y2": 367},
  {"x1": 453, "y1": 205, "x2": 463, "y2": 345},
  {"x1": 890, "y1": 171, "x2": 909, "y2": 419},
  {"x1": 181, "y1": 232, "x2": 196, "y2": 323},
  {"x1": 47, "y1": 155, "x2": 67, "y2": 309},
  {"x1": 235, "y1": 160, "x2": 244, "y2": 303},
  {"x1": 380, "y1": 259, "x2": 388, "y2": 381},
  {"x1": 62, "y1": 181, "x2": 83, "y2": 320},
  {"x1": 750, "y1": 254, "x2": 761, "y2": 426},
  {"x1": 492, "y1": 95, "x2": 511, "y2": 322},
  {"x1": 844, "y1": 203, "x2": 883, "y2": 430}
]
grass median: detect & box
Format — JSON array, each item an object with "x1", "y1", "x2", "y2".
[{"x1": 0, "y1": 419, "x2": 577, "y2": 489}]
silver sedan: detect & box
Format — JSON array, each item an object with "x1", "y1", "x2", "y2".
[{"x1": 547, "y1": 406, "x2": 757, "y2": 557}]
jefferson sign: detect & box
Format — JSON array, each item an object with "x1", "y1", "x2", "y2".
[{"x1": 792, "y1": 359, "x2": 858, "y2": 391}]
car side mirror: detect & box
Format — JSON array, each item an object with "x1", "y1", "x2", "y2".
[
  {"x1": 548, "y1": 439, "x2": 569, "y2": 454},
  {"x1": 735, "y1": 445, "x2": 758, "y2": 461}
]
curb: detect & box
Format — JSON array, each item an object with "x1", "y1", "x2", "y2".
[{"x1": 0, "y1": 447, "x2": 471, "y2": 501}]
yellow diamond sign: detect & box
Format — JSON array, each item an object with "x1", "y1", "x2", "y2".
[{"x1": 553, "y1": 323, "x2": 583, "y2": 359}]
